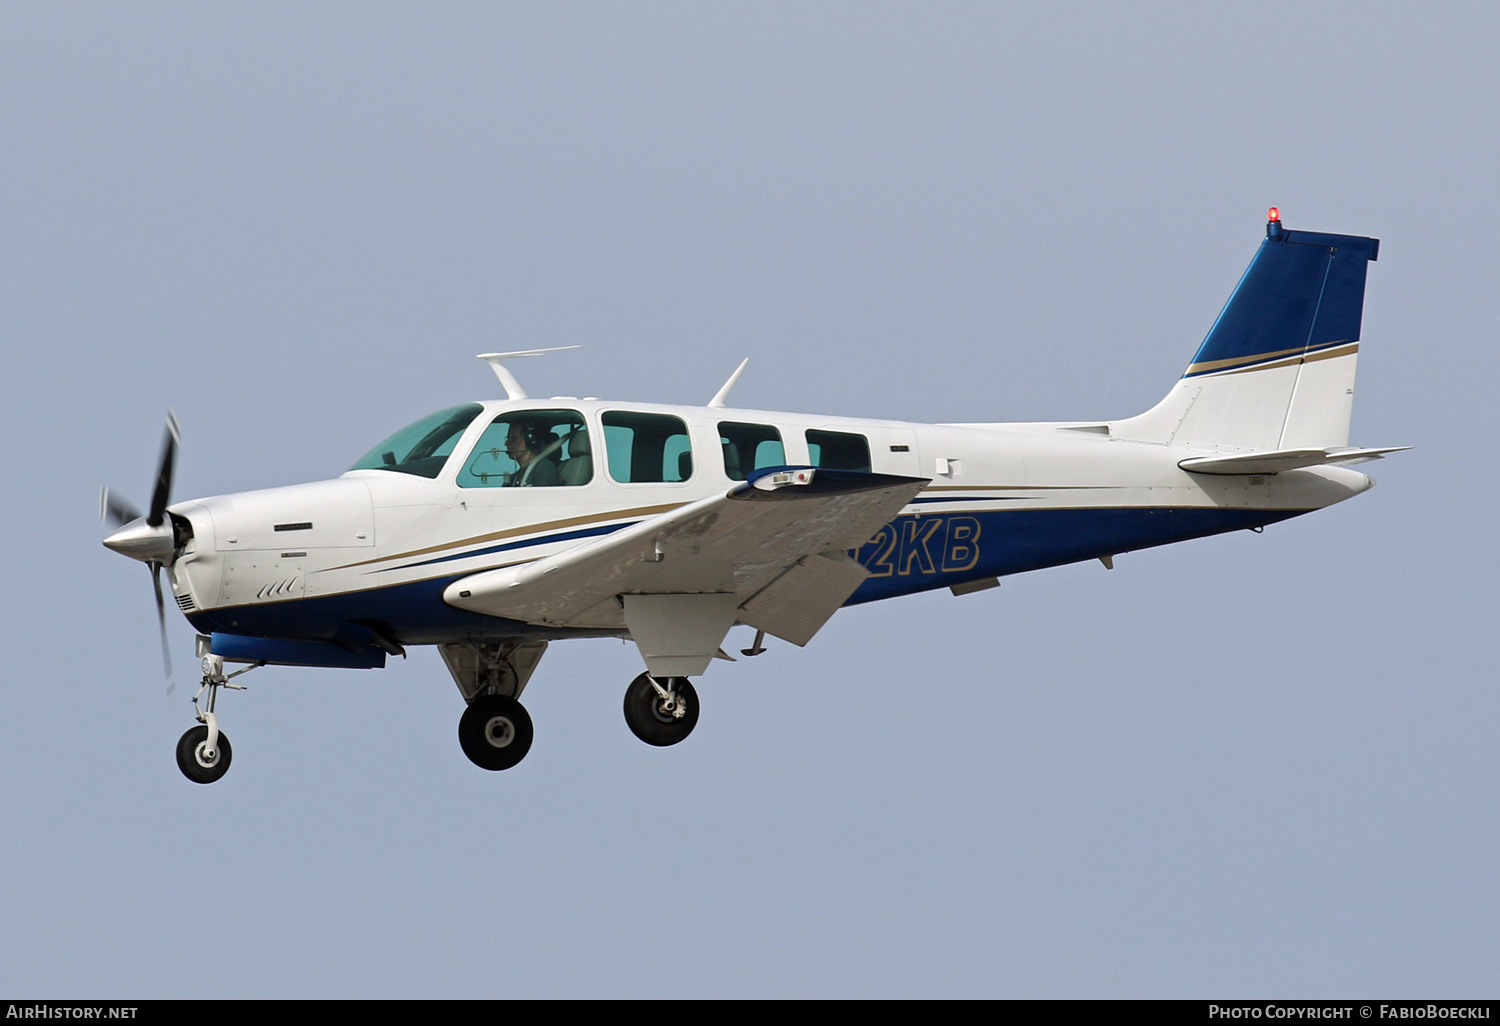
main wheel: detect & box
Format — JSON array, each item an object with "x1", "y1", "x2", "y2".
[
  {"x1": 458, "y1": 694, "x2": 534, "y2": 771},
  {"x1": 623, "y1": 673, "x2": 699, "y2": 747},
  {"x1": 176, "y1": 725, "x2": 232, "y2": 784}
]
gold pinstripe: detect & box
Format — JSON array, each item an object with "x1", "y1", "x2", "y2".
[
  {"x1": 324, "y1": 502, "x2": 686, "y2": 572},
  {"x1": 1220, "y1": 342, "x2": 1359, "y2": 376},
  {"x1": 1302, "y1": 342, "x2": 1360, "y2": 365},
  {"x1": 1185, "y1": 344, "x2": 1308, "y2": 375},
  {"x1": 1184, "y1": 339, "x2": 1357, "y2": 377}
]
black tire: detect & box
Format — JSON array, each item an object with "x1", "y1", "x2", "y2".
[
  {"x1": 458, "y1": 694, "x2": 534, "y2": 771},
  {"x1": 176, "y1": 725, "x2": 232, "y2": 784},
  {"x1": 622, "y1": 673, "x2": 699, "y2": 747}
]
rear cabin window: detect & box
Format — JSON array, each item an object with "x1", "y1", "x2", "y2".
[
  {"x1": 457, "y1": 410, "x2": 593, "y2": 488},
  {"x1": 603, "y1": 412, "x2": 693, "y2": 483},
  {"x1": 805, "y1": 429, "x2": 871, "y2": 472},
  {"x1": 719, "y1": 422, "x2": 785, "y2": 481}
]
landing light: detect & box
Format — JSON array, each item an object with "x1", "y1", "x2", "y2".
[{"x1": 753, "y1": 468, "x2": 816, "y2": 491}]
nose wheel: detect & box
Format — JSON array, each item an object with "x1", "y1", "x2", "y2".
[
  {"x1": 623, "y1": 672, "x2": 699, "y2": 746},
  {"x1": 176, "y1": 724, "x2": 232, "y2": 784},
  {"x1": 459, "y1": 693, "x2": 535, "y2": 770}
]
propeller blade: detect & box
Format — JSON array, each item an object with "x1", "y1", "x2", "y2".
[
  {"x1": 147, "y1": 411, "x2": 180, "y2": 528},
  {"x1": 99, "y1": 485, "x2": 143, "y2": 528},
  {"x1": 151, "y1": 562, "x2": 176, "y2": 696}
]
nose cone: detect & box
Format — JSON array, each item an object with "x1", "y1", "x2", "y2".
[{"x1": 103, "y1": 517, "x2": 175, "y2": 564}]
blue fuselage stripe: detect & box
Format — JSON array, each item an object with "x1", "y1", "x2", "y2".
[
  {"x1": 377, "y1": 521, "x2": 633, "y2": 572},
  {"x1": 846, "y1": 505, "x2": 1297, "y2": 604},
  {"x1": 188, "y1": 505, "x2": 1306, "y2": 645}
]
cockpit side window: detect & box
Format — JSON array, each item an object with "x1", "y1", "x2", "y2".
[
  {"x1": 457, "y1": 410, "x2": 592, "y2": 488},
  {"x1": 350, "y1": 404, "x2": 484, "y2": 479},
  {"x1": 602, "y1": 411, "x2": 692, "y2": 483},
  {"x1": 718, "y1": 422, "x2": 785, "y2": 481},
  {"x1": 806, "y1": 429, "x2": 871, "y2": 472}
]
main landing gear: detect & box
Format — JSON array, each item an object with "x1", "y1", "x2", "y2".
[
  {"x1": 622, "y1": 672, "x2": 699, "y2": 747},
  {"x1": 175, "y1": 650, "x2": 258, "y2": 784},
  {"x1": 441, "y1": 642, "x2": 708, "y2": 771},
  {"x1": 444, "y1": 641, "x2": 545, "y2": 772},
  {"x1": 458, "y1": 694, "x2": 534, "y2": 771},
  {"x1": 453, "y1": 671, "x2": 701, "y2": 771}
]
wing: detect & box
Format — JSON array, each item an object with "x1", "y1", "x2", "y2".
[{"x1": 443, "y1": 467, "x2": 927, "y2": 645}]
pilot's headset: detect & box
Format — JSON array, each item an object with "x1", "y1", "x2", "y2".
[{"x1": 511, "y1": 418, "x2": 544, "y2": 454}]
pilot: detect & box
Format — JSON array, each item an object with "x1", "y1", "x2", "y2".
[{"x1": 505, "y1": 420, "x2": 562, "y2": 486}]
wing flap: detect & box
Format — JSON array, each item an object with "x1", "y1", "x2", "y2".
[{"x1": 739, "y1": 551, "x2": 870, "y2": 647}]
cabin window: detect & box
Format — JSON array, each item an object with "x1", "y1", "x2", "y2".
[
  {"x1": 805, "y1": 429, "x2": 871, "y2": 472},
  {"x1": 718, "y1": 422, "x2": 785, "y2": 481},
  {"x1": 350, "y1": 403, "x2": 484, "y2": 479},
  {"x1": 603, "y1": 411, "x2": 692, "y2": 483},
  {"x1": 457, "y1": 410, "x2": 592, "y2": 488}
]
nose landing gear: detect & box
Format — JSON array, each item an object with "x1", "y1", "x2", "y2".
[
  {"x1": 175, "y1": 648, "x2": 259, "y2": 784},
  {"x1": 176, "y1": 723, "x2": 232, "y2": 784}
]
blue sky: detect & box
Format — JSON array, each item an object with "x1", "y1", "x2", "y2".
[{"x1": 2, "y1": 3, "x2": 1494, "y2": 997}]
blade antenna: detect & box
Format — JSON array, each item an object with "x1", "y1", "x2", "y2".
[
  {"x1": 708, "y1": 357, "x2": 749, "y2": 409},
  {"x1": 477, "y1": 348, "x2": 581, "y2": 400}
]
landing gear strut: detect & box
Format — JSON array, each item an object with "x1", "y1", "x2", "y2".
[
  {"x1": 175, "y1": 650, "x2": 258, "y2": 784},
  {"x1": 622, "y1": 672, "x2": 699, "y2": 747}
]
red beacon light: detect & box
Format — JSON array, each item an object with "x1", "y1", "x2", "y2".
[{"x1": 1267, "y1": 206, "x2": 1281, "y2": 222}]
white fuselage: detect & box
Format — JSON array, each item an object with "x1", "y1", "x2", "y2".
[{"x1": 164, "y1": 398, "x2": 1371, "y2": 646}]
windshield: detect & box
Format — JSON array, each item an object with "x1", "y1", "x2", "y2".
[{"x1": 349, "y1": 404, "x2": 483, "y2": 479}]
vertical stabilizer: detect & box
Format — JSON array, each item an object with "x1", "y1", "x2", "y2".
[{"x1": 1114, "y1": 212, "x2": 1379, "y2": 450}]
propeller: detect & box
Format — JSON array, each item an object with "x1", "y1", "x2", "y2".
[
  {"x1": 99, "y1": 487, "x2": 142, "y2": 527},
  {"x1": 150, "y1": 561, "x2": 174, "y2": 696},
  {"x1": 147, "y1": 411, "x2": 179, "y2": 528},
  {"x1": 101, "y1": 412, "x2": 182, "y2": 695}
]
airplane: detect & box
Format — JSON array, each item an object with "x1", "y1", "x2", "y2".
[{"x1": 102, "y1": 209, "x2": 1405, "y2": 783}]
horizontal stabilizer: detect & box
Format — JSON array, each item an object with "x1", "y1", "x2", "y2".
[{"x1": 1178, "y1": 446, "x2": 1410, "y2": 476}]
